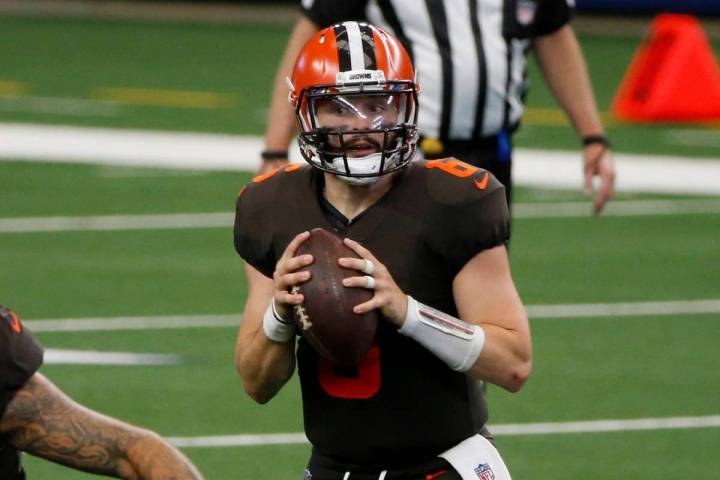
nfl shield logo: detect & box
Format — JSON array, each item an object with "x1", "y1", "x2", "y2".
[
  {"x1": 474, "y1": 463, "x2": 495, "y2": 480},
  {"x1": 516, "y1": 0, "x2": 537, "y2": 26}
]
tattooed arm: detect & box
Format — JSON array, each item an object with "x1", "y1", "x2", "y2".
[{"x1": 0, "y1": 373, "x2": 203, "y2": 480}]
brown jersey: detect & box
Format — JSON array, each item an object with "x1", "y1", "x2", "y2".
[
  {"x1": 234, "y1": 159, "x2": 509, "y2": 467},
  {"x1": 0, "y1": 306, "x2": 44, "y2": 480}
]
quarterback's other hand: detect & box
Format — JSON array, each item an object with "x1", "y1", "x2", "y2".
[{"x1": 340, "y1": 237, "x2": 408, "y2": 326}]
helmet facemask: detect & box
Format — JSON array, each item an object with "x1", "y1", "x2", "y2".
[{"x1": 295, "y1": 78, "x2": 419, "y2": 184}]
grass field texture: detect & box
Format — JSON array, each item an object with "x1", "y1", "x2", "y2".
[
  {"x1": 1, "y1": 16, "x2": 719, "y2": 157},
  {"x1": 0, "y1": 13, "x2": 718, "y2": 480}
]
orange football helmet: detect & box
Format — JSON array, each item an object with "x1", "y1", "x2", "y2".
[{"x1": 288, "y1": 22, "x2": 419, "y2": 184}]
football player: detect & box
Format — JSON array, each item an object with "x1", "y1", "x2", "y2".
[
  {"x1": 0, "y1": 305, "x2": 203, "y2": 480},
  {"x1": 234, "y1": 22, "x2": 531, "y2": 479}
]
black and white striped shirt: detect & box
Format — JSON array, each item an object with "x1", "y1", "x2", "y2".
[{"x1": 301, "y1": 0, "x2": 571, "y2": 141}]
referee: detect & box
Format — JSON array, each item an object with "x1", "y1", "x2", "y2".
[{"x1": 259, "y1": 0, "x2": 615, "y2": 214}]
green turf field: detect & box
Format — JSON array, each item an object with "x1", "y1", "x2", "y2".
[
  {"x1": 1, "y1": 16, "x2": 719, "y2": 157},
  {"x1": 1, "y1": 13, "x2": 719, "y2": 480}
]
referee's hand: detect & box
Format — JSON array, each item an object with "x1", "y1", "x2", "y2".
[{"x1": 583, "y1": 143, "x2": 615, "y2": 214}]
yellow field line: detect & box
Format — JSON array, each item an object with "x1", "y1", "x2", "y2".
[
  {"x1": 524, "y1": 107, "x2": 720, "y2": 129},
  {"x1": 92, "y1": 87, "x2": 239, "y2": 108},
  {"x1": 0, "y1": 80, "x2": 27, "y2": 97},
  {"x1": 5, "y1": 83, "x2": 720, "y2": 129},
  {"x1": 522, "y1": 107, "x2": 618, "y2": 127}
]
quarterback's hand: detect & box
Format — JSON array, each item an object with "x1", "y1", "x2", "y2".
[
  {"x1": 272, "y1": 231, "x2": 313, "y2": 319},
  {"x1": 257, "y1": 158, "x2": 289, "y2": 175},
  {"x1": 583, "y1": 143, "x2": 615, "y2": 214},
  {"x1": 339, "y1": 238, "x2": 408, "y2": 326}
]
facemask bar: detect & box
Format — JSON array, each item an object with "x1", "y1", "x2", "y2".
[
  {"x1": 295, "y1": 81, "x2": 418, "y2": 178},
  {"x1": 309, "y1": 127, "x2": 409, "y2": 177}
]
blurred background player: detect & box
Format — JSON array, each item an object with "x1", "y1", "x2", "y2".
[
  {"x1": 259, "y1": 0, "x2": 615, "y2": 213},
  {"x1": 0, "y1": 305, "x2": 204, "y2": 480},
  {"x1": 235, "y1": 22, "x2": 531, "y2": 479}
]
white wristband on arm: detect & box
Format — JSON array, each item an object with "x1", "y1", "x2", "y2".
[
  {"x1": 398, "y1": 296, "x2": 485, "y2": 372},
  {"x1": 262, "y1": 299, "x2": 296, "y2": 343}
]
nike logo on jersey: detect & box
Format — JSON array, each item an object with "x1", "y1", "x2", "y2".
[
  {"x1": 8, "y1": 311, "x2": 22, "y2": 333},
  {"x1": 474, "y1": 172, "x2": 490, "y2": 190}
]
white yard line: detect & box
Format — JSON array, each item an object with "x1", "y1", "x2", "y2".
[
  {"x1": 26, "y1": 314, "x2": 240, "y2": 332},
  {"x1": 525, "y1": 299, "x2": 720, "y2": 319},
  {"x1": 24, "y1": 299, "x2": 720, "y2": 333},
  {"x1": 490, "y1": 416, "x2": 720, "y2": 435},
  {"x1": 512, "y1": 199, "x2": 720, "y2": 218},
  {"x1": 169, "y1": 432, "x2": 308, "y2": 448},
  {"x1": 0, "y1": 122, "x2": 261, "y2": 170},
  {"x1": 166, "y1": 415, "x2": 720, "y2": 447},
  {"x1": 516, "y1": 149, "x2": 720, "y2": 195},
  {"x1": 2, "y1": 198, "x2": 720, "y2": 234},
  {"x1": 1, "y1": 122, "x2": 719, "y2": 194},
  {"x1": 0, "y1": 212, "x2": 233, "y2": 233},
  {"x1": 44, "y1": 349, "x2": 183, "y2": 365}
]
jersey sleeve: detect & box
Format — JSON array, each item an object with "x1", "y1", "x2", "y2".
[
  {"x1": 234, "y1": 181, "x2": 279, "y2": 279},
  {"x1": 300, "y1": 0, "x2": 369, "y2": 28},
  {"x1": 448, "y1": 176, "x2": 510, "y2": 270},
  {"x1": 423, "y1": 162, "x2": 510, "y2": 272},
  {"x1": 502, "y1": 0, "x2": 572, "y2": 39},
  {"x1": 0, "y1": 306, "x2": 44, "y2": 419},
  {"x1": 534, "y1": 0, "x2": 573, "y2": 36}
]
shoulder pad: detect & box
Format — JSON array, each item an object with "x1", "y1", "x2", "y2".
[
  {"x1": 0, "y1": 306, "x2": 44, "y2": 390},
  {"x1": 421, "y1": 158, "x2": 504, "y2": 206},
  {"x1": 238, "y1": 163, "x2": 309, "y2": 198},
  {"x1": 0, "y1": 305, "x2": 23, "y2": 336}
]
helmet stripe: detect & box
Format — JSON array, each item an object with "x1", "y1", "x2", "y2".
[
  {"x1": 343, "y1": 22, "x2": 367, "y2": 71},
  {"x1": 358, "y1": 23, "x2": 377, "y2": 70},
  {"x1": 334, "y1": 22, "x2": 379, "y2": 72},
  {"x1": 332, "y1": 24, "x2": 353, "y2": 72}
]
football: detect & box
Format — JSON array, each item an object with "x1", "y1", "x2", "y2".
[{"x1": 292, "y1": 228, "x2": 378, "y2": 366}]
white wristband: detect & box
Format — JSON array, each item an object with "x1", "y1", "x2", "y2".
[
  {"x1": 399, "y1": 296, "x2": 485, "y2": 372},
  {"x1": 262, "y1": 299, "x2": 296, "y2": 343}
]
